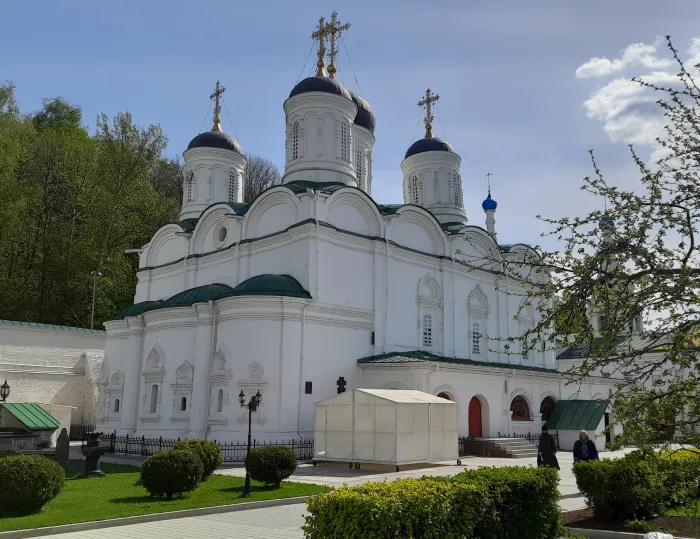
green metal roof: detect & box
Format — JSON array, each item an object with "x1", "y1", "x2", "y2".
[
  {"x1": 357, "y1": 350, "x2": 558, "y2": 374},
  {"x1": 105, "y1": 300, "x2": 165, "y2": 321},
  {"x1": 0, "y1": 319, "x2": 105, "y2": 334},
  {"x1": 160, "y1": 283, "x2": 236, "y2": 309},
  {"x1": 544, "y1": 399, "x2": 609, "y2": 431},
  {"x1": 0, "y1": 403, "x2": 60, "y2": 430},
  {"x1": 229, "y1": 274, "x2": 311, "y2": 299}
]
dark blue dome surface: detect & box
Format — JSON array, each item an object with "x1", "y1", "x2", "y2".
[
  {"x1": 289, "y1": 77, "x2": 352, "y2": 100},
  {"x1": 482, "y1": 192, "x2": 498, "y2": 211},
  {"x1": 187, "y1": 131, "x2": 243, "y2": 154},
  {"x1": 405, "y1": 137, "x2": 455, "y2": 159},
  {"x1": 350, "y1": 92, "x2": 375, "y2": 133}
]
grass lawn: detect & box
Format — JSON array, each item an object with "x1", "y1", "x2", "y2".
[{"x1": 0, "y1": 460, "x2": 328, "y2": 532}]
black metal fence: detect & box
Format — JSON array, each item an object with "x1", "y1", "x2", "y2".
[
  {"x1": 93, "y1": 431, "x2": 315, "y2": 463},
  {"x1": 496, "y1": 431, "x2": 560, "y2": 450},
  {"x1": 69, "y1": 424, "x2": 96, "y2": 441}
]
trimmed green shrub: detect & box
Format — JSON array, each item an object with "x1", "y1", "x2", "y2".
[
  {"x1": 173, "y1": 439, "x2": 222, "y2": 480},
  {"x1": 0, "y1": 454, "x2": 65, "y2": 514},
  {"x1": 303, "y1": 478, "x2": 485, "y2": 539},
  {"x1": 452, "y1": 466, "x2": 561, "y2": 539},
  {"x1": 140, "y1": 449, "x2": 203, "y2": 499},
  {"x1": 248, "y1": 445, "x2": 297, "y2": 487},
  {"x1": 0, "y1": 450, "x2": 16, "y2": 458},
  {"x1": 625, "y1": 519, "x2": 660, "y2": 533},
  {"x1": 573, "y1": 450, "x2": 699, "y2": 520}
]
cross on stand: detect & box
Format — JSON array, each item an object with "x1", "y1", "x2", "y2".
[
  {"x1": 336, "y1": 376, "x2": 346, "y2": 394},
  {"x1": 326, "y1": 11, "x2": 351, "y2": 79},
  {"x1": 486, "y1": 172, "x2": 493, "y2": 195},
  {"x1": 417, "y1": 88, "x2": 440, "y2": 139},
  {"x1": 209, "y1": 80, "x2": 226, "y2": 132}
]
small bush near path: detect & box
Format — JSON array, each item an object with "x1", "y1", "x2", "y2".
[
  {"x1": 303, "y1": 478, "x2": 485, "y2": 539},
  {"x1": 249, "y1": 445, "x2": 297, "y2": 488},
  {"x1": 141, "y1": 449, "x2": 203, "y2": 498},
  {"x1": 452, "y1": 466, "x2": 561, "y2": 539},
  {"x1": 173, "y1": 439, "x2": 222, "y2": 481},
  {"x1": 0, "y1": 460, "x2": 328, "y2": 533},
  {"x1": 573, "y1": 449, "x2": 700, "y2": 521},
  {"x1": 0, "y1": 454, "x2": 65, "y2": 515}
]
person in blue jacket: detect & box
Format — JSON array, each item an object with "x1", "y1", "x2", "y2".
[{"x1": 573, "y1": 430, "x2": 599, "y2": 464}]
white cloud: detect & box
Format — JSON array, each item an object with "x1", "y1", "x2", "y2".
[
  {"x1": 577, "y1": 38, "x2": 700, "y2": 161},
  {"x1": 575, "y1": 41, "x2": 674, "y2": 79}
]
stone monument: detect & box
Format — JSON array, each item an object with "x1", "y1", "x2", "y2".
[{"x1": 81, "y1": 432, "x2": 107, "y2": 476}]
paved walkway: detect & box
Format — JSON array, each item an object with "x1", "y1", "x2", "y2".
[{"x1": 44, "y1": 448, "x2": 634, "y2": 539}]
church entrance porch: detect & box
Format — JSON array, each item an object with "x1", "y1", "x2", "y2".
[{"x1": 468, "y1": 396, "x2": 482, "y2": 437}]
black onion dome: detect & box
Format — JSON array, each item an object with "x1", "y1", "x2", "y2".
[
  {"x1": 404, "y1": 137, "x2": 456, "y2": 159},
  {"x1": 289, "y1": 76, "x2": 352, "y2": 101},
  {"x1": 187, "y1": 131, "x2": 244, "y2": 154},
  {"x1": 350, "y1": 92, "x2": 376, "y2": 133}
]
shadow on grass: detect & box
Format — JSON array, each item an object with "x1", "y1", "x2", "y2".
[
  {"x1": 219, "y1": 485, "x2": 282, "y2": 496},
  {"x1": 64, "y1": 460, "x2": 141, "y2": 479}
]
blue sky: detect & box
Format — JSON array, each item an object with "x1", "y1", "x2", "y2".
[{"x1": 4, "y1": 0, "x2": 699, "y2": 249}]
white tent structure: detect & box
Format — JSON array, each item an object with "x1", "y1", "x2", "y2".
[{"x1": 314, "y1": 389, "x2": 458, "y2": 468}]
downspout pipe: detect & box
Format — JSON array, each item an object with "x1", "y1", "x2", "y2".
[{"x1": 297, "y1": 189, "x2": 319, "y2": 440}]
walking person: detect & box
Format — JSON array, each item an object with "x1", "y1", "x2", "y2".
[
  {"x1": 537, "y1": 426, "x2": 560, "y2": 469},
  {"x1": 573, "y1": 430, "x2": 599, "y2": 464}
]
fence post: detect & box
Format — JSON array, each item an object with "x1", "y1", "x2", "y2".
[
  {"x1": 142, "y1": 435, "x2": 146, "y2": 456},
  {"x1": 124, "y1": 433, "x2": 129, "y2": 455},
  {"x1": 159, "y1": 436, "x2": 162, "y2": 452}
]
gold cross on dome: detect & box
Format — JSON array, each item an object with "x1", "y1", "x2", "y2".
[
  {"x1": 418, "y1": 88, "x2": 440, "y2": 138},
  {"x1": 209, "y1": 80, "x2": 226, "y2": 132},
  {"x1": 311, "y1": 16, "x2": 330, "y2": 77},
  {"x1": 326, "y1": 11, "x2": 351, "y2": 80}
]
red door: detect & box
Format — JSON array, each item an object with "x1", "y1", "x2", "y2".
[{"x1": 468, "y1": 397, "x2": 482, "y2": 437}]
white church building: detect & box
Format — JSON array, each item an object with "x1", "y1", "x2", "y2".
[{"x1": 98, "y1": 15, "x2": 617, "y2": 444}]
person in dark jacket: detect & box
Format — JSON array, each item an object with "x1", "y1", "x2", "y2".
[
  {"x1": 573, "y1": 430, "x2": 599, "y2": 464},
  {"x1": 537, "y1": 426, "x2": 560, "y2": 469}
]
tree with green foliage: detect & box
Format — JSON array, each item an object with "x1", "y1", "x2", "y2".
[
  {"x1": 0, "y1": 83, "x2": 180, "y2": 328},
  {"x1": 460, "y1": 37, "x2": 700, "y2": 451}
]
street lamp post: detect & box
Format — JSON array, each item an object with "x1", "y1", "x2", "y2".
[
  {"x1": 90, "y1": 270, "x2": 102, "y2": 330},
  {"x1": 238, "y1": 389, "x2": 262, "y2": 497},
  {"x1": 0, "y1": 380, "x2": 10, "y2": 402}
]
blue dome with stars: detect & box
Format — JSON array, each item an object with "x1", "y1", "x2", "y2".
[{"x1": 482, "y1": 192, "x2": 497, "y2": 211}]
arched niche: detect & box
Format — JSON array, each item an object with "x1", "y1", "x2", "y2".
[
  {"x1": 391, "y1": 208, "x2": 445, "y2": 257},
  {"x1": 144, "y1": 224, "x2": 188, "y2": 268},
  {"x1": 326, "y1": 189, "x2": 382, "y2": 237},
  {"x1": 243, "y1": 188, "x2": 300, "y2": 239}
]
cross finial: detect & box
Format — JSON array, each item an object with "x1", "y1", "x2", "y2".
[
  {"x1": 418, "y1": 88, "x2": 440, "y2": 138},
  {"x1": 326, "y1": 11, "x2": 351, "y2": 80},
  {"x1": 486, "y1": 172, "x2": 492, "y2": 194},
  {"x1": 311, "y1": 16, "x2": 330, "y2": 77},
  {"x1": 209, "y1": 80, "x2": 226, "y2": 132}
]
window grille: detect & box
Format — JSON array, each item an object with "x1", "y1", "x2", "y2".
[
  {"x1": 411, "y1": 176, "x2": 419, "y2": 204},
  {"x1": 228, "y1": 170, "x2": 237, "y2": 203},
  {"x1": 356, "y1": 149, "x2": 363, "y2": 188},
  {"x1": 186, "y1": 171, "x2": 194, "y2": 202},
  {"x1": 472, "y1": 322, "x2": 481, "y2": 354},
  {"x1": 292, "y1": 121, "x2": 299, "y2": 160},
  {"x1": 341, "y1": 122, "x2": 348, "y2": 161},
  {"x1": 422, "y1": 314, "x2": 433, "y2": 346}
]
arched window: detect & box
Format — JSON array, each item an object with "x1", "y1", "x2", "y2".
[
  {"x1": 340, "y1": 122, "x2": 349, "y2": 161},
  {"x1": 540, "y1": 397, "x2": 557, "y2": 421},
  {"x1": 411, "y1": 176, "x2": 419, "y2": 204},
  {"x1": 437, "y1": 392, "x2": 452, "y2": 401},
  {"x1": 186, "y1": 170, "x2": 194, "y2": 202},
  {"x1": 216, "y1": 389, "x2": 224, "y2": 413},
  {"x1": 113, "y1": 399, "x2": 120, "y2": 413},
  {"x1": 149, "y1": 385, "x2": 158, "y2": 414},
  {"x1": 510, "y1": 396, "x2": 531, "y2": 421},
  {"x1": 422, "y1": 313, "x2": 433, "y2": 347},
  {"x1": 180, "y1": 396, "x2": 187, "y2": 412},
  {"x1": 228, "y1": 170, "x2": 237, "y2": 203},
  {"x1": 472, "y1": 322, "x2": 481, "y2": 354},
  {"x1": 292, "y1": 121, "x2": 299, "y2": 160},
  {"x1": 356, "y1": 148, "x2": 363, "y2": 188},
  {"x1": 452, "y1": 172, "x2": 461, "y2": 205}
]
